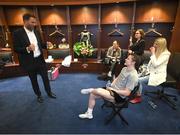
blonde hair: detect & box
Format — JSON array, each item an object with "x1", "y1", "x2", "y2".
[{"x1": 154, "y1": 37, "x2": 168, "y2": 58}]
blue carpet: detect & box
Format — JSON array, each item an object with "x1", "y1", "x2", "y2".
[{"x1": 0, "y1": 73, "x2": 180, "y2": 134}]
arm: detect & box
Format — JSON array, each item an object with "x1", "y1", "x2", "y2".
[
  {"x1": 130, "y1": 40, "x2": 145, "y2": 55},
  {"x1": 133, "y1": 40, "x2": 145, "y2": 55},
  {"x1": 106, "y1": 47, "x2": 112, "y2": 59},
  {"x1": 12, "y1": 30, "x2": 30, "y2": 54},
  {"x1": 116, "y1": 48, "x2": 121, "y2": 59},
  {"x1": 149, "y1": 53, "x2": 170, "y2": 68}
]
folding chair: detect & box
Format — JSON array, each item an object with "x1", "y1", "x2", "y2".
[{"x1": 101, "y1": 83, "x2": 140, "y2": 125}]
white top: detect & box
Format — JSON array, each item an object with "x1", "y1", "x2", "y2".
[
  {"x1": 148, "y1": 50, "x2": 171, "y2": 86},
  {"x1": 24, "y1": 27, "x2": 41, "y2": 58}
]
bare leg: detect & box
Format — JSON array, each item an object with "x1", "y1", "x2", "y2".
[
  {"x1": 79, "y1": 88, "x2": 115, "y2": 119},
  {"x1": 88, "y1": 88, "x2": 114, "y2": 109}
]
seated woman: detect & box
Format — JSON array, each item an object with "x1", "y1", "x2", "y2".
[
  {"x1": 105, "y1": 40, "x2": 121, "y2": 77},
  {"x1": 79, "y1": 53, "x2": 140, "y2": 119},
  {"x1": 136, "y1": 37, "x2": 171, "y2": 103}
]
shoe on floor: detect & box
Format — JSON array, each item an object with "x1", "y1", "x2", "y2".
[
  {"x1": 37, "y1": 96, "x2": 43, "y2": 103},
  {"x1": 79, "y1": 112, "x2": 93, "y2": 119},
  {"x1": 130, "y1": 96, "x2": 142, "y2": 104},
  {"x1": 81, "y1": 88, "x2": 94, "y2": 94},
  {"x1": 48, "y1": 92, "x2": 57, "y2": 99}
]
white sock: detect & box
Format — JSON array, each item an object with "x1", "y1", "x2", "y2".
[{"x1": 87, "y1": 108, "x2": 93, "y2": 115}]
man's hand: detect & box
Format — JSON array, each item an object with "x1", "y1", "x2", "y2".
[{"x1": 27, "y1": 44, "x2": 35, "y2": 51}]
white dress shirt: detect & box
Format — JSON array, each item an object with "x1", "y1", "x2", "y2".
[{"x1": 24, "y1": 27, "x2": 41, "y2": 58}]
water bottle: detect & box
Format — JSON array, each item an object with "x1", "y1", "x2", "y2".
[
  {"x1": 148, "y1": 100, "x2": 157, "y2": 110},
  {"x1": 106, "y1": 80, "x2": 111, "y2": 88}
]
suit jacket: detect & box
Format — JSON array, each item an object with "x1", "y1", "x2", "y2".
[
  {"x1": 147, "y1": 50, "x2": 171, "y2": 86},
  {"x1": 13, "y1": 28, "x2": 46, "y2": 71},
  {"x1": 129, "y1": 39, "x2": 145, "y2": 55}
]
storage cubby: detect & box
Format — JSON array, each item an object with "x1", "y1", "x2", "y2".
[{"x1": 0, "y1": 0, "x2": 179, "y2": 78}]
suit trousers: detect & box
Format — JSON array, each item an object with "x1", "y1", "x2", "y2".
[{"x1": 27, "y1": 56, "x2": 51, "y2": 97}]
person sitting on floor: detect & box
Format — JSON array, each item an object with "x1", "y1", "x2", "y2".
[
  {"x1": 78, "y1": 53, "x2": 140, "y2": 119},
  {"x1": 105, "y1": 40, "x2": 121, "y2": 78}
]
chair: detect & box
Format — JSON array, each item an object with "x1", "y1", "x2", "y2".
[
  {"x1": 144, "y1": 52, "x2": 180, "y2": 110},
  {"x1": 0, "y1": 51, "x2": 13, "y2": 63},
  {"x1": 48, "y1": 49, "x2": 70, "y2": 59},
  {"x1": 101, "y1": 83, "x2": 140, "y2": 125}
]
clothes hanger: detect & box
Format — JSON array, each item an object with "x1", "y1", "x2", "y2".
[
  {"x1": 49, "y1": 25, "x2": 65, "y2": 37},
  {"x1": 108, "y1": 23, "x2": 124, "y2": 36},
  {"x1": 145, "y1": 22, "x2": 162, "y2": 37},
  {"x1": 108, "y1": 7, "x2": 124, "y2": 36}
]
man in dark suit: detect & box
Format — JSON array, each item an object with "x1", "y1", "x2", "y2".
[{"x1": 12, "y1": 13, "x2": 56, "y2": 103}]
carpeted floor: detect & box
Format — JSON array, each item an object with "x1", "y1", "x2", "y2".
[{"x1": 0, "y1": 73, "x2": 180, "y2": 134}]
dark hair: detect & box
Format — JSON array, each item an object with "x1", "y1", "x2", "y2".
[
  {"x1": 23, "y1": 13, "x2": 36, "y2": 21},
  {"x1": 130, "y1": 53, "x2": 141, "y2": 71},
  {"x1": 136, "y1": 29, "x2": 145, "y2": 39}
]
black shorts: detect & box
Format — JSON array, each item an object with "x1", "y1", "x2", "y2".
[{"x1": 103, "y1": 87, "x2": 125, "y2": 103}]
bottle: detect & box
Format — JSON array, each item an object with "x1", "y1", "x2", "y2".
[{"x1": 148, "y1": 100, "x2": 157, "y2": 109}]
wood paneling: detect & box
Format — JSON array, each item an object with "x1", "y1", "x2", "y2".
[
  {"x1": 102, "y1": 3, "x2": 133, "y2": 24},
  {"x1": 170, "y1": 0, "x2": 180, "y2": 53},
  {"x1": 4, "y1": 6, "x2": 33, "y2": 25},
  {"x1": 135, "y1": 23, "x2": 173, "y2": 50},
  {"x1": 0, "y1": 0, "x2": 135, "y2": 6},
  {"x1": 0, "y1": 1, "x2": 179, "y2": 79},
  {"x1": 39, "y1": 6, "x2": 67, "y2": 25},
  {"x1": 135, "y1": 0, "x2": 178, "y2": 23},
  {"x1": 70, "y1": 5, "x2": 98, "y2": 25},
  {"x1": 42, "y1": 25, "x2": 68, "y2": 46},
  {"x1": 0, "y1": 60, "x2": 123, "y2": 79},
  {"x1": 100, "y1": 24, "x2": 131, "y2": 49},
  {"x1": 0, "y1": 7, "x2": 5, "y2": 25}
]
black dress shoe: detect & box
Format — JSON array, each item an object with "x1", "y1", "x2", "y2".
[
  {"x1": 37, "y1": 96, "x2": 43, "y2": 103},
  {"x1": 48, "y1": 92, "x2": 56, "y2": 99}
]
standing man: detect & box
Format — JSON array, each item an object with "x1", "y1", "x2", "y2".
[{"x1": 12, "y1": 13, "x2": 56, "y2": 103}]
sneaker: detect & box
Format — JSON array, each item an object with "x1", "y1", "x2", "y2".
[
  {"x1": 107, "y1": 71, "x2": 112, "y2": 77},
  {"x1": 81, "y1": 88, "x2": 94, "y2": 94},
  {"x1": 130, "y1": 96, "x2": 142, "y2": 104},
  {"x1": 79, "y1": 112, "x2": 93, "y2": 119}
]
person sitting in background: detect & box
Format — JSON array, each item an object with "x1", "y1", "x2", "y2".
[
  {"x1": 105, "y1": 40, "x2": 121, "y2": 78},
  {"x1": 128, "y1": 29, "x2": 145, "y2": 65},
  {"x1": 132, "y1": 37, "x2": 171, "y2": 104},
  {"x1": 79, "y1": 53, "x2": 140, "y2": 119}
]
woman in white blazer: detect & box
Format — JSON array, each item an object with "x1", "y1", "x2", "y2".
[{"x1": 135, "y1": 37, "x2": 171, "y2": 102}]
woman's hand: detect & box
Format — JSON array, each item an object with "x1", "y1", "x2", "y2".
[
  {"x1": 150, "y1": 46, "x2": 155, "y2": 55},
  {"x1": 128, "y1": 50, "x2": 133, "y2": 54}
]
